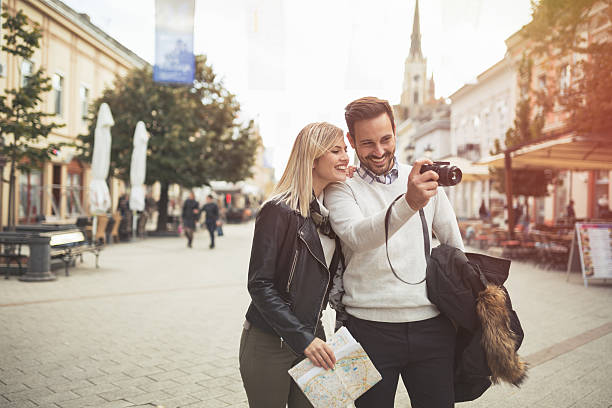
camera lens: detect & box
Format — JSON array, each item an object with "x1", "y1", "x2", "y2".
[{"x1": 447, "y1": 166, "x2": 462, "y2": 186}]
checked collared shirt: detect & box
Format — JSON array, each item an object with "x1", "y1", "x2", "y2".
[{"x1": 355, "y1": 157, "x2": 399, "y2": 185}]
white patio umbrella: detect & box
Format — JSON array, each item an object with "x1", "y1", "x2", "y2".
[
  {"x1": 88, "y1": 103, "x2": 114, "y2": 214},
  {"x1": 129, "y1": 121, "x2": 150, "y2": 212}
]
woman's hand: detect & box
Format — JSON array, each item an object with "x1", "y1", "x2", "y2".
[
  {"x1": 304, "y1": 338, "x2": 336, "y2": 370},
  {"x1": 346, "y1": 165, "x2": 357, "y2": 178}
]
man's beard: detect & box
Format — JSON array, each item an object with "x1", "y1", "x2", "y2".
[{"x1": 358, "y1": 150, "x2": 395, "y2": 176}]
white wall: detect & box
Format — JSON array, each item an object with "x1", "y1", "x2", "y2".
[{"x1": 450, "y1": 59, "x2": 517, "y2": 159}]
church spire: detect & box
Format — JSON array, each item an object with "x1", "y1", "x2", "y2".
[{"x1": 409, "y1": 0, "x2": 423, "y2": 59}]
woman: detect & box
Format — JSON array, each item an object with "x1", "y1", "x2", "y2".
[
  {"x1": 239, "y1": 122, "x2": 349, "y2": 407},
  {"x1": 181, "y1": 191, "x2": 199, "y2": 248}
]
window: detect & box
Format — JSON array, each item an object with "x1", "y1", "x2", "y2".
[
  {"x1": 67, "y1": 172, "x2": 83, "y2": 215},
  {"x1": 538, "y1": 74, "x2": 547, "y2": 90},
  {"x1": 19, "y1": 170, "x2": 43, "y2": 224},
  {"x1": 52, "y1": 73, "x2": 64, "y2": 116},
  {"x1": 559, "y1": 65, "x2": 571, "y2": 95},
  {"x1": 413, "y1": 74, "x2": 420, "y2": 83},
  {"x1": 79, "y1": 85, "x2": 90, "y2": 120},
  {"x1": 413, "y1": 91, "x2": 419, "y2": 104},
  {"x1": 20, "y1": 60, "x2": 33, "y2": 87}
]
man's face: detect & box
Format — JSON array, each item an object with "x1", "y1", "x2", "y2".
[{"x1": 348, "y1": 113, "x2": 396, "y2": 175}]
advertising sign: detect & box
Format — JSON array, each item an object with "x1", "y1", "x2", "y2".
[
  {"x1": 154, "y1": 0, "x2": 195, "y2": 84},
  {"x1": 574, "y1": 223, "x2": 612, "y2": 287}
]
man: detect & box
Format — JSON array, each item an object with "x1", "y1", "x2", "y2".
[
  {"x1": 181, "y1": 192, "x2": 200, "y2": 248},
  {"x1": 201, "y1": 194, "x2": 220, "y2": 249},
  {"x1": 566, "y1": 199, "x2": 576, "y2": 221},
  {"x1": 325, "y1": 97, "x2": 464, "y2": 408}
]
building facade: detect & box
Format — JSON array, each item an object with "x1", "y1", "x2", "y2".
[
  {"x1": 448, "y1": 58, "x2": 517, "y2": 219},
  {"x1": 0, "y1": 0, "x2": 147, "y2": 227},
  {"x1": 504, "y1": 2, "x2": 611, "y2": 223}
]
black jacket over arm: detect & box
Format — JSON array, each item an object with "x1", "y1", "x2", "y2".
[{"x1": 426, "y1": 245, "x2": 527, "y2": 402}]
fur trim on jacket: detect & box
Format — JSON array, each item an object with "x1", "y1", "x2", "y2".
[{"x1": 477, "y1": 285, "x2": 528, "y2": 385}]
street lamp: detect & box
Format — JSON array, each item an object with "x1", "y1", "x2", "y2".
[{"x1": 424, "y1": 144, "x2": 434, "y2": 158}]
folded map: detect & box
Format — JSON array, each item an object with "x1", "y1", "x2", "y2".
[{"x1": 288, "y1": 327, "x2": 382, "y2": 408}]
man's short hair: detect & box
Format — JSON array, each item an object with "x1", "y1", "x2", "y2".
[
  {"x1": 345, "y1": 97, "x2": 396, "y2": 141},
  {"x1": 207, "y1": 194, "x2": 214, "y2": 199}
]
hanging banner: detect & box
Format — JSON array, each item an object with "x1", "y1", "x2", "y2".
[{"x1": 154, "y1": 0, "x2": 195, "y2": 84}]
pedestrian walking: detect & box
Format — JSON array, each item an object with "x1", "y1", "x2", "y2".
[
  {"x1": 325, "y1": 97, "x2": 464, "y2": 408},
  {"x1": 216, "y1": 198, "x2": 226, "y2": 237},
  {"x1": 239, "y1": 122, "x2": 350, "y2": 408},
  {"x1": 201, "y1": 195, "x2": 220, "y2": 249},
  {"x1": 181, "y1": 192, "x2": 199, "y2": 248}
]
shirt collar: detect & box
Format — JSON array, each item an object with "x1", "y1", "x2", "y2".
[{"x1": 356, "y1": 156, "x2": 399, "y2": 185}]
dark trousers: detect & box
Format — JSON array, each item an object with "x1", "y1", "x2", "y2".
[
  {"x1": 184, "y1": 227, "x2": 194, "y2": 247},
  {"x1": 205, "y1": 221, "x2": 216, "y2": 248},
  {"x1": 347, "y1": 314, "x2": 456, "y2": 408},
  {"x1": 239, "y1": 322, "x2": 323, "y2": 408}
]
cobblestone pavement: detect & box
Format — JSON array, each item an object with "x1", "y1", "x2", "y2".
[{"x1": 1, "y1": 222, "x2": 611, "y2": 408}]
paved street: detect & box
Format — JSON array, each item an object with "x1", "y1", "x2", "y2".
[{"x1": 1, "y1": 222, "x2": 611, "y2": 408}]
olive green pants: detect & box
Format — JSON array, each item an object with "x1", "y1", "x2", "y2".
[{"x1": 239, "y1": 322, "x2": 321, "y2": 408}]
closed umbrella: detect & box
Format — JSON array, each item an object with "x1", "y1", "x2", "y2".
[
  {"x1": 89, "y1": 103, "x2": 113, "y2": 214},
  {"x1": 129, "y1": 121, "x2": 149, "y2": 211}
]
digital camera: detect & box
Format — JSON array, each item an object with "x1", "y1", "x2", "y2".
[{"x1": 420, "y1": 161, "x2": 462, "y2": 186}]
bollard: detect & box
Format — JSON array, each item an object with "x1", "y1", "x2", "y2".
[{"x1": 19, "y1": 234, "x2": 56, "y2": 282}]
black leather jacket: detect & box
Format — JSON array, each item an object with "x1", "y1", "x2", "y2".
[{"x1": 245, "y1": 199, "x2": 338, "y2": 355}]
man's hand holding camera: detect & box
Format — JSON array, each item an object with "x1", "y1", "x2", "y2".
[
  {"x1": 405, "y1": 159, "x2": 464, "y2": 210},
  {"x1": 405, "y1": 159, "x2": 439, "y2": 211}
]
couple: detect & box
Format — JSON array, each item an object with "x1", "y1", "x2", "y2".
[{"x1": 239, "y1": 97, "x2": 464, "y2": 408}]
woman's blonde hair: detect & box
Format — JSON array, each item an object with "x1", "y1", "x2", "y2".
[{"x1": 270, "y1": 122, "x2": 344, "y2": 217}]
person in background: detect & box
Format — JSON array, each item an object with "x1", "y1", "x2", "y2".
[
  {"x1": 566, "y1": 200, "x2": 576, "y2": 224},
  {"x1": 597, "y1": 195, "x2": 610, "y2": 218},
  {"x1": 201, "y1": 195, "x2": 220, "y2": 249},
  {"x1": 479, "y1": 199, "x2": 489, "y2": 222},
  {"x1": 117, "y1": 193, "x2": 132, "y2": 241},
  {"x1": 216, "y1": 198, "x2": 226, "y2": 237},
  {"x1": 181, "y1": 192, "x2": 199, "y2": 248}
]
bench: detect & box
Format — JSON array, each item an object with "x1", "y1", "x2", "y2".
[
  {"x1": 0, "y1": 233, "x2": 31, "y2": 279},
  {"x1": 48, "y1": 229, "x2": 101, "y2": 276}
]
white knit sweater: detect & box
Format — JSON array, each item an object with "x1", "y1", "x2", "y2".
[{"x1": 324, "y1": 162, "x2": 464, "y2": 323}]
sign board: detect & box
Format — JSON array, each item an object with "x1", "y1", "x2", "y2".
[
  {"x1": 570, "y1": 223, "x2": 612, "y2": 287},
  {"x1": 154, "y1": 0, "x2": 195, "y2": 84}
]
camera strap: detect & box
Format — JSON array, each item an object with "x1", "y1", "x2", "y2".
[{"x1": 384, "y1": 194, "x2": 430, "y2": 285}]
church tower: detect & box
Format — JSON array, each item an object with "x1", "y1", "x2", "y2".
[{"x1": 399, "y1": 0, "x2": 434, "y2": 118}]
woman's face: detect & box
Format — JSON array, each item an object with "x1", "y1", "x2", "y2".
[{"x1": 313, "y1": 136, "x2": 349, "y2": 187}]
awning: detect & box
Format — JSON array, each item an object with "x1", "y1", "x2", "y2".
[{"x1": 477, "y1": 135, "x2": 612, "y2": 170}]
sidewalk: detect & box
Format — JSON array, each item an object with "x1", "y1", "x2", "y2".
[{"x1": 1, "y1": 222, "x2": 611, "y2": 408}]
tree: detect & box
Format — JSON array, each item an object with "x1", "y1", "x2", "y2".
[
  {"x1": 0, "y1": 10, "x2": 63, "y2": 228},
  {"x1": 525, "y1": 0, "x2": 612, "y2": 136},
  {"x1": 78, "y1": 55, "x2": 259, "y2": 231}
]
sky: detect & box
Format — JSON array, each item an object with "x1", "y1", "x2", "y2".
[{"x1": 62, "y1": 0, "x2": 533, "y2": 176}]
